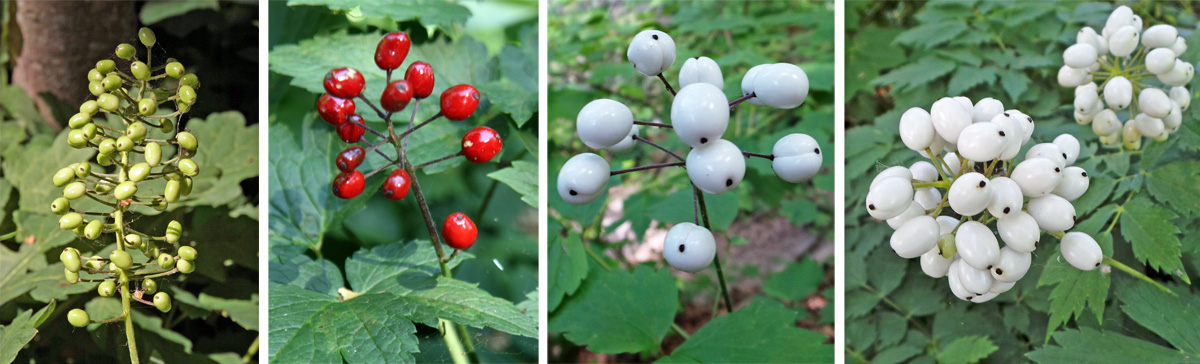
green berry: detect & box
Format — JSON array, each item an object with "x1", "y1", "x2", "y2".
[
  {"x1": 67, "y1": 130, "x2": 89, "y2": 148},
  {"x1": 176, "y1": 131, "x2": 198, "y2": 151},
  {"x1": 138, "y1": 98, "x2": 157, "y2": 116},
  {"x1": 152, "y1": 197, "x2": 169, "y2": 211},
  {"x1": 96, "y1": 153, "x2": 114, "y2": 167},
  {"x1": 179, "y1": 73, "x2": 199, "y2": 87},
  {"x1": 158, "y1": 253, "x2": 176, "y2": 270},
  {"x1": 178, "y1": 246, "x2": 197, "y2": 261},
  {"x1": 59, "y1": 213, "x2": 83, "y2": 230},
  {"x1": 97, "y1": 93, "x2": 119, "y2": 111},
  {"x1": 164, "y1": 180, "x2": 180, "y2": 203},
  {"x1": 88, "y1": 81, "x2": 104, "y2": 96},
  {"x1": 142, "y1": 279, "x2": 158, "y2": 294},
  {"x1": 131, "y1": 61, "x2": 150, "y2": 81},
  {"x1": 176, "y1": 258, "x2": 194, "y2": 274},
  {"x1": 143, "y1": 240, "x2": 159, "y2": 257},
  {"x1": 165, "y1": 62, "x2": 184, "y2": 78},
  {"x1": 124, "y1": 234, "x2": 142, "y2": 249},
  {"x1": 178, "y1": 85, "x2": 196, "y2": 104},
  {"x1": 60, "y1": 248, "x2": 82, "y2": 272},
  {"x1": 113, "y1": 181, "x2": 137, "y2": 200},
  {"x1": 80, "y1": 100, "x2": 99, "y2": 116},
  {"x1": 126, "y1": 122, "x2": 148, "y2": 141},
  {"x1": 153, "y1": 292, "x2": 172, "y2": 312},
  {"x1": 110, "y1": 250, "x2": 133, "y2": 270},
  {"x1": 938, "y1": 234, "x2": 956, "y2": 259},
  {"x1": 81, "y1": 123, "x2": 98, "y2": 139},
  {"x1": 129, "y1": 163, "x2": 151, "y2": 182},
  {"x1": 95, "y1": 60, "x2": 116, "y2": 74},
  {"x1": 84, "y1": 220, "x2": 102, "y2": 239},
  {"x1": 64, "y1": 268, "x2": 79, "y2": 284},
  {"x1": 166, "y1": 220, "x2": 182, "y2": 243},
  {"x1": 176, "y1": 100, "x2": 192, "y2": 114},
  {"x1": 53, "y1": 167, "x2": 76, "y2": 186},
  {"x1": 178, "y1": 159, "x2": 199, "y2": 177},
  {"x1": 94, "y1": 181, "x2": 114, "y2": 194},
  {"x1": 180, "y1": 177, "x2": 193, "y2": 196},
  {"x1": 98, "y1": 280, "x2": 116, "y2": 296},
  {"x1": 83, "y1": 256, "x2": 103, "y2": 271},
  {"x1": 68, "y1": 113, "x2": 92, "y2": 129},
  {"x1": 145, "y1": 142, "x2": 162, "y2": 166},
  {"x1": 73, "y1": 162, "x2": 91, "y2": 179},
  {"x1": 67, "y1": 309, "x2": 90, "y2": 327},
  {"x1": 63, "y1": 181, "x2": 87, "y2": 200},
  {"x1": 50, "y1": 197, "x2": 70, "y2": 214},
  {"x1": 101, "y1": 73, "x2": 122, "y2": 91},
  {"x1": 138, "y1": 27, "x2": 156, "y2": 47},
  {"x1": 88, "y1": 68, "x2": 104, "y2": 82},
  {"x1": 115, "y1": 136, "x2": 134, "y2": 152},
  {"x1": 160, "y1": 120, "x2": 175, "y2": 133},
  {"x1": 115, "y1": 43, "x2": 136, "y2": 59},
  {"x1": 97, "y1": 138, "x2": 116, "y2": 155}
]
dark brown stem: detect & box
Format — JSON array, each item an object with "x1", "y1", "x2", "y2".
[
  {"x1": 634, "y1": 120, "x2": 673, "y2": 128},
  {"x1": 359, "y1": 140, "x2": 397, "y2": 164},
  {"x1": 348, "y1": 116, "x2": 388, "y2": 139},
  {"x1": 742, "y1": 152, "x2": 774, "y2": 160},
  {"x1": 415, "y1": 151, "x2": 464, "y2": 170},
  {"x1": 610, "y1": 162, "x2": 685, "y2": 175},
  {"x1": 728, "y1": 92, "x2": 755, "y2": 109},
  {"x1": 357, "y1": 95, "x2": 388, "y2": 120},
  {"x1": 693, "y1": 186, "x2": 733, "y2": 313},
  {"x1": 404, "y1": 100, "x2": 420, "y2": 148},
  {"x1": 657, "y1": 73, "x2": 676, "y2": 96},
  {"x1": 633, "y1": 135, "x2": 685, "y2": 162},
  {"x1": 363, "y1": 160, "x2": 400, "y2": 179}
]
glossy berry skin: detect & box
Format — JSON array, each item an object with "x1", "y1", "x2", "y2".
[
  {"x1": 381, "y1": 80, "x2": 414, "y2": 112},
  {"x1": 178, "y1": 246, "x2": 197, "y2": 261},
  {"x1": 375, "y1": 32, "x2": 412, "y2": 71},
  {"x1": 382, "y1": 169, "x2": 412, "y2": 200},
  {"x1": 338, "y1": 115, "x2": 366, "y2": 143},
  {"x1": 440, "y1": 84, "x2": 480, "y2": 121},
  {"x1": 317, "y1": 93, "x2": 356, "y2": 126},
  {"x1": 336, "y1": 146, "x2": 366, "y2": 172},
  {"x1": 405, "y1": 61, "x2": 435, "y2": 99},
  {"x1": 462, "y1": 127, "x2": 502, "y2": 163},
  {"x1": 153, "y1": 292, "x2": 172, "y2": 312},
  {"x1": 323, "y1": 68, "x2": 365, "y2": 98},
  {"x1": 68, "y1": 309, "x2": 90, "y2": 327},
  {"x1": 663, "y1": 222, "x2": 716, "y2": 273},
  {"x1": 576, "y1": 99, "x2": 634, "y2": 149},
  {"x1": 557, "y1": 153, "x2": 609, "y2": 205},
  {"x1": 332, "y1": 170, "x2": 365, "y2": 199},
  {"x1": 442, "y1": 212, "x2": 478, "y2": 250}
]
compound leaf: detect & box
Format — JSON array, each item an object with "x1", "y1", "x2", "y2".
[
  {"x1": 268, "y1": 284, "x2": 419, "y2": 363},
  {"x1": 1120, "y1": 197, "x2": 1188, "y2": 284},
  {"x1": 655, "y1": 297, "x2": 832, "y2": 363},
  {"x1": 549, "y1": 265, "x2": 677, "y2": 354},
  {"x1": 487, "y1": 160, "x2": 537, "y2": 207},
  {"x1": 1026, "y1": 327, "x2": 1200, "y2": 364}
]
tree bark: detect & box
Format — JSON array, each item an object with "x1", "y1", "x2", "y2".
[{"x1": 12, "y1": 0, "x2": 135, "y2": 129}]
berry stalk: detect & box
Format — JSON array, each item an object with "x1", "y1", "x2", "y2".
[{"x1": 693, "y1": 186, "x2": 733, "y2": 313}]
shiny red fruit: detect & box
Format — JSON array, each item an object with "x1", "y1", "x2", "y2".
[
  {"x1": 375, "y1": 32, "x2": 411, "y2": 71},
  {"x1": 336, "y1": 146, "x2": 365, "y2": 172},
  {"x1": 462, "y1": 126, "x2": 503, "y2": 163},
  {"x1": 316, "y1": 93, "x2": 355, "y2": 126},
  {"x1": 332, "y1": 170, "x2": 365, "y2": 199},
  {"x1": 381, "y1": 168, "x2": 411, "y2": 200},
  {"x1": 405, "y1": 61, "x2": 435, "y2": 99},
  {"x1": 442, "y1": 212, "x2": 477, "y2": 250},
  {"x1": 337, "y1": 115, "x2": 366, "y2": 143},
  {"x1": 440, "y1": 84, "x2": 480, "y2": 121},
  {"x1": 323, "y1": 68, "x2": 365, "y2": 98},
  {"x1": 381, "y1": 80, "x2": 414, "y2": 112}
]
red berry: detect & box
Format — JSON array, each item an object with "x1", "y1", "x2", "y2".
[
  {"x1": 440, "y1": 84, "x2": 480, "y2": 121},
  {"x1": 337, "y1": 115, "x2": 366, "y2": 143},
  {"x1": 336, "y1": 146, "x2": 366, "y2": 172},
  {"x1": 381, "y1": 80, "x2": 414, "y2": 112},
  {"x1": 316, "y1": 93, "x2": 355, "y2": 126},
  {"x1": 381, "y1": 168, "x2": 412, "y2": 200},
  {"x1": 323, "y1": 68, "x2": 365, "y2": 98},
  {"x1": 462, "y1": 126, "x2": 503, "y2": 163},
  {"x1": 332, "y1": 170, "x2": 365, "y2": 199},
  {"x1": 442, "y1": 212, "x2": 477, "y2": 250},
  {"x1": 405, "y1": 61, "x2": 435, "y2": 99},
  {"x1": 375, "y1": 32, "x2": 411, "y2": 71}
]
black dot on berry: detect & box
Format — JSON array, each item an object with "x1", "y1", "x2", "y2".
[
  {"x1": 1095, "y1": 262, "x2": 1100, "y2": 267},
  {"x1": 652, "y1": 34, "x2": 659, "y2": 40},
  {"x1": 700, "y1": 137, "x2": 708, "y2": 144},
  {"x1": 678, "y1": 244, "x2": 686, "y2": 253},
  {"x1": 1061, "y1": 153, "x2": 1067, "y2": 159},
  {"x1": 1054, "y1": 167, "x2": 1061, "y2": 172},
  {"x1": 995, "y1": 268, "x2": 1004, "y2": 275},
  {"x1": 814, "y1": 148, "x2": 820, "y2": 154},
  {"x1": 868, "y1": 204, "x2": 876, "y2": 210},
  {"x1": 1003, "y1": 207, "x2": 1011, "y2": 214},
  {"x1": 569, "y1": 190, "x2": 577, "y2": 196},
  {"x1": 1081, "y1": 171, "x2": 1087, "y2": 177},
  {"x1": 999, "y1": 131, "x2": 1006, "y2": 137},
  {"x1": 471, "y1": 93, "x2": 479, "y2": 100},
  {"x1": 975, "y1": 293, "x2": 983, "y2": 296},
  {"x1": 1003, "y1": 112, "x2": 1010, "y2": 117},
  {"x1": 1027, "y1": 117, "x2": 1033, "y2": 122},
  {"x1": 693, "y1": 57, "x2": 698, "y2": 60},
  {"x1": 978, "y1": 180, "x2": 987, "y2": 188},
  {"x1": 726, "y1": 179, "x2": 733, "y2": 187},
  {"x1": 987, "y1": 265, "x2": 994, "y2": 270}
]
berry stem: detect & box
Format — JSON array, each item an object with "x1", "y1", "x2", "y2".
[
  {"x1": 359, "y1": 139, "x2": 398, "y2": 164},
  {"x1": 633, "y1": 120, "x2": 673, "y2": 128},
  {"x1": 741, "y1": 151, "x2": 774, "y2": 160},
  {"x1": 610, "y1": 162, "x2": 685, "y2": 176},
  {"x1": 357, "y1": 95, "x2": 388, "y2": 120},
  {"x1": 347, "y1": 116, "x2": 389, "y2": 140},
  {"x1": 671, "y1": 322, "x2": 691, "y2": 339},
  {"x1": 404, "y1": 100, "x2": 420, "y2": 149},
  {"x1": 363, "y1": 160, "x2": 399, "y2": 179},
  {"x1": 728, "y1": 92, "x2": 755, "y2": 109},
  {"x1": 693, "y1": 186, "x2": 734, "y2": 313},
  {"x1": 414, "y1": 151, "x2": 465, "y2": 171},
  {"x1": 1102, "y1": 256, "x2": 1177, "y2": 296},
  {"x1": 396, "y1": 112, "x2": 443, "y2": 140},
  {"x1": 633, "y1": 135, "x2": 685, "y2": 162},
  {"x1": 656, "y1": 73, "x2": 677, "y2": 96}
]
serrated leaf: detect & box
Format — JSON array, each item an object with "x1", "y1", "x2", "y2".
[
  {"x1": 516, "y1": 289, "x2": 537, "y2": 322},
  {"x1": 268, "y1": 284, "x2": 420, "y2": 363},
  {"x1": 998, "y1": 69, "x2": 1030, "y2": 103},
  {"x1": 1027, "y1": 327, "x2": 1200, "y2": 364},
  {"x1": 398, "y1": 276, "x2": 537, "y2": 338},
  {"x1": 762, "y1": 258, "x2": 823, "y2": 302},
  {"x1": 288, "y1": 0, "x2": 471, "y2": 33},
  {"x1": 549, "y1": 265, "x2": 677, "y2": 354},
  {"x1": 1118, "y1": 282, "x2": 1200, "y2": 354},
  {"x1": 268, "y1": 244, "x2": 345, "y2": 297},
  {"x1": 947, "y1": 66, "x2": 997, "y2": 95},
  {"x1": 1146, "y1": 161, "x2": 1200, "y2": 217},
  {"x1": 894, "y1": 21, "x2": 968, "y2": 49},
  {"x1": 656, "y1": 297, "x2": 832, "y2": 363},
  {"x1": 0, "y1": 133, "x2": 93, "y2": 214},
  {"x1": 1120, "y1": 197, "x2": 1188, "y2": 284},
  {"x1": 780, "y1": 199, "x2": 818, "y2": 226},
  {"x1": 198, "y1": 294, "x2": 260, "y2": 331},
  {"x1": 487, "y1": 160, "x2": 537, "y2": 207},
  {"x1": 876, "y1": 312, "x2": 907, "y2": 349},
  {"x1": 479, "y1": 81, "x2": 536, "y2": 126},
  {"x1": 871, "y1": 56, "x2": 956, "y2": 92},
  {"x1": 177, "y1": 112, "x2": 260, "y2": 211},
  {"x1": 344, "y1": 241, "x2": 468, "y2": 296},
  {"x1": 548, "y1": 227, "x2": 588, "y2": 312},
  {"x1": 0, "y1": 301, "x2": 55, "y2": 364},
  {"x1": 1038, "y1": 251, "x2": 1110, "y2": 340},
  {"x1": 873, "y1": 345, "x2": 922, "y2": 364},
  {"x1": 937, "y1": 336, "x2": 997, "y2": 364},
  {"x1": 867, "y1": 247, "x2": 906, "y2": 295}
]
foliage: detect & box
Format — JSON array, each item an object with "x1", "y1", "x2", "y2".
[
  {"x1": 548, "y1": 1, "x2": 834, "y2": 362},
  {"x1": 845, "y1": 1, "x2": 1200, "y2": 363}
]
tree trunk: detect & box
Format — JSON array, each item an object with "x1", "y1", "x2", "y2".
[{"x1": 11, "y1": 0, "x2": 135, "y2": 129}]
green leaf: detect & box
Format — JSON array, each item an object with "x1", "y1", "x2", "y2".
[
  {"x1": 187, "y1": 207, "x2": 259, "y2": 282},
  {"x1": 487, "y1": 160, "x2": 537, "y2": 207},
  {"x1": 549, "y1": 265, "x2": 677, "y2": 354},
  {"x1": 177, "y1": 112, "x2": 260, "y2": 212},
  {"x1": 1027, "y1": 327, "x2": 1200, "y2": 364},
  {"x1": 998, "y1": 69, "x2": 1030, "y2": 103},
  {"x1": 876, "y1": 311, "x2": 907, "y2": 349},
  {"x1": 871, "y1": 56, "x2": 956, "y2": 92},
  {"x1": 139, "y1": 0, "x2": 218, "y2": 24},
  {"x1": 0, "y1": 300, "x2": 55, "y2": 364},
  {"x1": 0, "y1": 133, "x2": 93, "y2": 214},
  {"x1": 937, "y1": 336, "x2": 998, "y2": 364},
  {"x1": 268, "y1": 243, "x2": 345, "y2": 297},
  {"x1": 268, "y1": 284, "x2": 420, "y2": 363},
  {"x1": 479, "y1": 80, "x2": 536, "y2": 126},
  {"x1": 894, "y1": 21, "x2": 969, "y2": 49},
  {"x1": 344, "y1": 241, "x2": 468, "y2": 296},
  {"x1": 399, "y1": 276, "x2": 537, "y2": 338},
  {"x1": 873, "y1": 345, "x2": 922, "y2": 364},
  {"x1": 780, "y1": 199, "x2": 818, "y2": 226},
  {"x1": 1120, "y1": 197, "x2": 1188, "y2": 284},
  {"x1": 947, "y1": 66, "x2": 997, "y2": 95},
  {"x1": 1118, "y1": 282, "x2": 1200, "y2": 355},
  {"x1": 197, "y1": 293, "x2": 260, "y2": 331},
  {"x1": 1038, "y1": 251, "x2": 1110, "y2": 340},
  {"x1": 516, "y1": 289, "x2": 537, "y2": 323},
  {"x1": 1146, "y1": 161, "x2": 1200, "y2": 217},
  {"x1": 287, "y1": 0, "x2": 471, "y2": 32},
  {"x1": 548, "y1": 226, "x2": 588, "y2": 312},
  {"x1": 656, "y1": 297, "x2": 832, "y2": 363},
  {"x1": 762, "y1": 258, "x2": 823, "y2": 302}
]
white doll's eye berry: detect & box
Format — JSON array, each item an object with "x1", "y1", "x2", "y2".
[
  {"x1": 1171, "y1": 36, "x2": 1188, "y2": 55},
  {"x1": 1074, "y1": 89, "x2": 1099, "y2": 115},
  {"x1": 1053, "y1": 166, "x2": 1090, "y2": 201},
  {"x1": 606, "y1": 124, "x2": 639, "y2": 153},
  {"x1": 865, "y1": 176, "x2": 914, "y2": 220},
  {"x1": 1142, "y1": 24, "x2": 1178, "y2": 48},
  {"x1": 771, "y1": 133, "x2": 821, "y2": 183},
  {"x1": 988, "y1": 113, "x2": 1023, "y2": 160},
  {"x1": 936, "y1": 216, "x2": 960, "y2": 235},
  {"x1": 1058, "y1": 65, "x2": 1090, "y2": 87},
  {"x1": 1158, "y1": 59, "x2": 1194, "y2": 87},
  {"x1": 870, "y1": 166, "x2": 912, "y2": 190},
  {"x1": 991, "y1": 247, "x2": 1032, "y2": 283},
  {"x1": 952, "y1": 96, "x2": 974, "y2": 115},
  {"x1": 947, "y1": 261, "x2": 975, "y2": 301},
  {"x1": 989, "y1": 279, "x2": 1016, "y2": 294},
  {"x1": 921, "y1": 247, "x2": 954, "y2": 278},
  {"x1": 1092, "y1": 109, "x2": 1122, "y2": 136},
  {"x1": 752, "y1": 63, "x2": 809, "y2": 109},
  {"x1": 914, "y1": 187, "x2": 942, "y2": 211},
  {"x1": 671, "y1": 83, "x2": 730, "y2": 148},
  {"x1": 1103, "y1": 76, "x2": 1132, "y2": 110},
  {"x1": 899, "y1": 107, "x2": 935, "y2": 152},
  {"x1": 997, "y1": 210, "x2": 1039, "y2": 253},
  {"x1": 626, "y1": 30, "x2": 676, "y2": 76},
  {"x1": 930, "y1": 97, "x2": 971, "y2": 144},
  {"x1": 577, "y1": 99, "x2": 634, "y2": 149},
  {"x1": 948, "y1": 172, "x2": 993, "y2": 216},
  {"x1": 1026, "y1": 143, "x2": 1068, "y2": 169},
  {"x1": 956, "y1": 122, "x2": 1007, "y2": 162},
  {"x1": 663, "y1": 222, "x2": 716, "y2": 273},
  {"x1": 1027, "y1": 194, "x2": 1076, "y2": 232},
  {"x1": 557, "y1": 153, "x2": 610, "y2": 205},
  {"x1": 972, "y1": 97, "x2": 1004, "y2": 123},
  {"x1": 1077, "y1": 26, "x2": 1108, "y2": 54},
  {"x1": 1104, "y1": 6, "x2": 1134, "y2": 35},
  {"x1": 741, "y1": 64, "x2": 769, "y2": 106},
  {"x1": 890, "y1": 215, "x2": 939, "y2": 259},
  {"x1": 955, "y1": 220, "x2": 1000, "y2": 271},
  {"x1": 1163, "y1": 101, "x2": 1182, "y2": 133},
  {"x1": 1138, "y1": 88, "x2": 1172, "y2": 119},
  {"x1": 1108, "y1": 26, "x2": 1140, "y2": 57},
  {"x1": 986, "y1": 176, "x2": 1022, "y2": 218},
  {"x1": 1145, "y1": 48, "x2": 1177, "y2": 74},
  {"x1": 1061, "y1": 232, "x2": 1103, "y2": 271},
  {"x1": 1134, "y1": 113, "x2": 1165, "y2": 138},
  {"x1": 909, "y1": 161, "x2": 937, "y2": 183},
  {"x1": 886, "y1": 202, "x2": 925, "y2": 231},
  {"x1": 1052, "y1": 134, "x2": 1081, "y2": 166},
  {"x1": 1063, "y1": 43, "x2": 1098, "y2": 68},
  {"x1": 941, "y1": 151, "x2": 962, "y2": 176},
  {"x1": 679, "y1": 56, "x2": 724, "y2": 90},
  {"x1": 1011, "y1": 158, "x2": 1063, "y2": 197},
  {"x1": 686, "y1": 139, "x2": 745, "y2": 194},
  {"x1": 956, "y1": 257, "x2": 994, "y2": 295},
  {"x1": 1170, "y1": 86, "x2": 1190, "y2": 111}
]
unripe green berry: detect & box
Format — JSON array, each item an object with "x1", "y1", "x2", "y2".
[
  {"x1": 73, "y1": 162, "x2": 91, "y2": 179},
  {"x1": 176, "y1": 131, "x2": 198, "y2": 151},
  {"x1": 160, "y1": 120, "x2": 174, "y2": 133},
  {"x1": 124, "y1": 234, "x2": 142, "y2": 249},
  {"x1": 95, "y1": 60, "x2": 116, "y2": 74},
  {"x1": 60, "y1": 248, "x2": 82, "y2": 272},
  {"x1": 180, "y1": 177, "x2": 193, "y2": 196},
  {"x1": 59, "y1": 213, "x2": 83, "y2": 230},
  {"x1": 126, "y1": 122, "x2": 148, "y2": 141},
  {"x1": 67, "y1": 130, "x2": 89, "y2": 148},
  {"x1": 80, "y1": 100, "x2": 99, "y2": 116},
  {"x1": 101, "y1": 73, "x2": 122, "y2": 91},
  {"x1": 138, "y1": 27, "x2": 156, "y2": 47},
  {"x1": 88, "y1": 81, "x2": 104, "y2": 96},
  {"x1": 64, "y1": 268, "x2": 79, "y2": 284},
  {"x1": 158, "y1": 253, "x2": 176, "y2": 270},
  {"x1": 166, "y1": 220, "x2": 182, "y2": 243},
  {"x1": 96, "y1": 153, "x2": 114, "y2": 167},
  {"x1": 178, "y1": 85, "x2": 196, "y2": 104},
  {"x1": 145, "y1": 142, "x2": 162, "y2": 166},
  {"x1": 178, "y1": 159, "x2": 199, "y2": 177},
  {"x1": 142, "y1": 279, "x2": 157, "y2": 294},
  {"x1": 84, "y1": 256, "x2": 104, "y2": 271},
  {"x1": 115, "y1": 136, "x2": 134, "y2": 152},
  {"x1": 179, "y1": 73, "x2": 199, "y2": 87},
  {"x1": 50, "y1": 197, "x2": 70, "y2": 214},
  {"x1": 53, "y1": 167, "x2": 75, "y2": 186},
  {"x1": 153, "y1": 292, "x2": 172, "y2": 312},
  {"x1": 165, "y1": 62, "x2": 184, "y2": 78},
  {"x1": 143, "y1": 240, "x2": 159, "y2": 257},
  {"x1": 115, "y1": 43, "x2": 136, "y2": 59},
  {"x1": 164, "y1": 179, "x2": 180, "y2": 203},
  {"x1": 81, "y1": 123, "x2": 97, "y2": 139},
  {"x1": 97, "y1": 93, "x2": 119, "y2": 111},
  {"x1": 96, "y1": 139, "x2": 116, "y2": 155},
  {"x1": 178, "y1": 246, "x2": 197, "y2": 261},
  {"x1": 98, "y1": 280, "x2": 116, "y2": 296},
  {"x1": 153, "y1": 197, "x2": 169, "y2": 211},
  {"x1": 131, "y1": 61, "x2": 150, "y2": 81},
  {"x1": 176, "y1": 258, "x2": 194, "y2": 274},
  {"x1": 63, "y1": 181, "x2": 87, "y2": 200},
  {"x1": 95, "y1": 181, "x2": 114, "y2": 194},
  {"x1": 113, "y1": 181, "x2": 137, "y2": 200},
  {"x1": 88, "y1": 68, "x2": 104, "y2": 82},
  {"x1": 128, "y1": 163, "x2": 151, "y2": 182},
  {"x1": 67, "y1": 309, "x2": 90, "y2": 327},
  {"x1": 138, "y1": 98, "x2": 157, "y2": 116},
  {"x1": 68, "y1": 113, "x2": 92, "y2": 129},
  {"x1": 84, "y1": 220, "x2": 102, "y2": 240},
  {"x1": 938, "y1": 234, "x2": 956, "y2": 259},
  {"x1": 110, "y1": 250, "x2": 133, "y2": 270}
]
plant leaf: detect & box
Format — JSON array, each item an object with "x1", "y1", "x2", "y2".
[
  {"x1": 549, "y1": 265, "x2": 677, "y2": 354},
  {"x1": 1120, "y1": 197, "x2": 1188, "y2": 284},
  {"x1": 1026, "y1": 327, "x2": 1200, "y2": 363},
  {"x1": 548, "y1": 224, "x2": 588, "y2": 312},
  {"x1": 1118, "y1": 282, "x2": 1200, "y2": 355},
  {"x1": 655, "y1": 297, "x2": 832, "y2": 363},
  {"x1": 287, "y1": 0, "x2": 471, "y2": 33},
  {"x1": 487, "y1": 160, "x2": 537, "y2": 207},
  {"x1": 1146, "y1": 160, "x2": 1200, "y2": 218},
  {"x1": 937, "y1": 336, "x2": 998, "y2": 364},
  {"x1": 268, "y1": 284, "x2": 420, "y2": 363},
  {"x1": 1038, "y1": 251, "x2": 1110, "y2": 341},
  {"x1": 762, "y1": 258, "x2": 824, "y2": 302},
  {"x1": 397, "y1": 276, "x2": 537, "y2": 338}
]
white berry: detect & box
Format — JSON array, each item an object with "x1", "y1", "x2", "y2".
[
  {"x1": 1063, "y1": 43, "x2": 1098, "y2": 68},
  {"x1": 986, "y1": 177, "x2": 1023, "y2": 218},
  {"x1": 1027, "y1": 194, "x2": 1076, "y2": 232},
  {"x1": 741, "y1": 64, "x2": 769, "y2": 107},
  {"x1": 1058, "y1": 65, "x2": 1089, "y2": 87},
  {"x1": 921, "y1": 247, "x2": 953, "y2": 278},
  {"x1": 1145, "y1": 48, "x2": 1177, "y2": 74},
  {"x1": 997, "y1": 210, "x2": 1040, "y2": 253},
  {"x1": 1103, "y1": 76, "x2": 1133, "y2": 110},
  {"x1": 887, "y1": 202, "x2": 926, "y2": 231},
  {"x1": 662, "y1": 223, "x2": 716, "y2": 273},
  {"x1": 956, "y1": 221, "x2": 999, "y2": 270},
  {"x1": 991, "y1": 247, "x2": 1032, "y2": 282},
  {"x1": 626, "y1": 30, "x2": 675, "y2": 76},
  {"x1": 891, "y1": 215, "x2": 939, "y2": 259},
  {"x1": 866, "y1": 176, "x2": 914, "y2": 220},
  {"x1": 678, "y1": 56, "x2": 723, "y2": 90},
  {"x1": 1011, "y1": 158, "x2": 1063, "y2": 197},
  {"x1": 870, "y1": 166, "x2": 912, "y2": 190},
  {"x1": 557, "y1": 153, "x2": 610, "y2": 205},
  {"x1": 1053, "y1": 166, "x2": 1090, "y2": 201},
  {"x1": 1108, "y1": 25, "x2": 1140, "y2": 57},
  {"x1": 972, "y1": 98, "x2": 1004, "y2": 123},
  {"x1": 930, "y1": 97, "x2": 971, "y2": 144},
  {"x1": 771, "y1": 133, "x2": 821, "y2": 183},
  {"x1": 753, "y1": 63, "x2": 809, "y2": 109},
  {"x1": 1169, "y1": 86, "x2": 1190, "y2": 110},
  {"x1": 899, "y1": 107, "x2": 935, "y2": 152},
  {"x1": 1061, "y1": 232, "x2": 1103, "y2": 271},
  {"x1": 1092, "y1": 109, "x2": 1122, "y2": 136},
  {"x1": 686, "y1": 139, "x2": 745, "y2": 194},
  {"x1": 1053, "y1": 134, "x2": 1081, "y2": 166},
  {"x1": 576, "y1": 99, "x2": 634, "y2": 149},
  {"x1": 1142, "y1": 24, "x2": 1178, "y2": 48},
  {"x1": 949, "y1": 172, "x2": 993, "y2": 216},
  {"x1": 956, "y1": 257, "x2": 994, "y2": 295},
  {"x1": 1139, "y1": 88, "x2": 1172, "y2": 118},
  {"x1": 671, "y1": 83, "x2": 730, "y2": 148},
  {"x1": 956, "y1": 122, "x2": 1008, "y2": 162}
]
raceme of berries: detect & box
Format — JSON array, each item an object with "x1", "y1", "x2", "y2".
[
  {"x1": 558, "y1": 29, "x2": 820, "y2": 278},
  {"x1": 313, "y1": 32, "x2": 500, "y2": 254},
  {"x1": 51, "y1": 27, "x2": 200, "y2": 354},
  {"x1": 1059, "y1": 5, "x2": 1194, "y2": 147},
  {"x1": 870, "y1": 95, "x2": 1100, "y2": 303}
]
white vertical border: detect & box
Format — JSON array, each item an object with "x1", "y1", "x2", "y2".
[
  {"x1": 537, "y1": 0, "x2": 550, "y2": 363},
  {"x1": 257, "y1": 0, "x2": 269, "y2": 361},
  {"x1": 833, "y1": 0, "x2": 846, "y2": 363}
]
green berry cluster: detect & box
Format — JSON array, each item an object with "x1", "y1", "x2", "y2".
[{"x1": 55, "y1": 27, "x2": 200, "y2": 328}]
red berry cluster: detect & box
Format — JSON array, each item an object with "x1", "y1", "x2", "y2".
[{"x1": 313, "y1": 32, "x2": 502, "y2": 250}]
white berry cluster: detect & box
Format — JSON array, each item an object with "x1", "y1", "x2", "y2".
[
  {"x1": 870, "y1": 96, "x2": 1103, "y2": 303},
  {"x1": 557, "y1": 29, "x2": 820, "y2": 273},
  {"x1": 1059, "y1": 5, "x2": 1194, "y2": 149}
]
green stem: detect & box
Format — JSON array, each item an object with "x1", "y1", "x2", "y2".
[
  {"x1": 438, "y1": 319, "x2": 469, "y2": 364},
  {"x1": 242, "y1": 335, "x2": 259, "y2": 363},
  {"x1": 0, "y1": 231, "x2": 16, "y2": 241},
  {"x1": 1103, "y1": 256, "x2": 1176, "y2": 296},
  {"x1": 695, "y1": 187, "x2": 734, "y2": 313},
  {"x1": 582, "y1": 242, "x2": 612, "y2": 272},
  {"x1": 671, "y1": 323, "x2": 691, "y2": 340}
]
